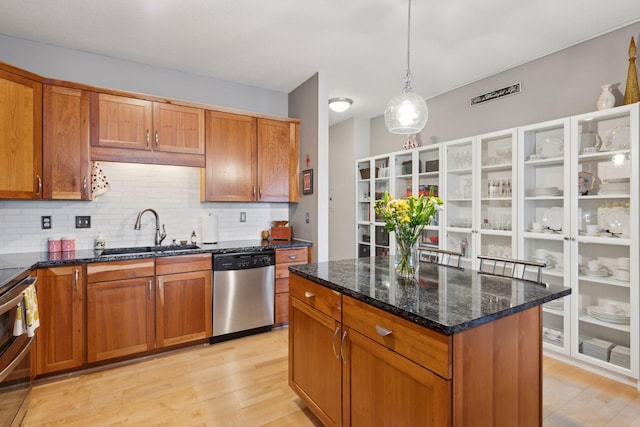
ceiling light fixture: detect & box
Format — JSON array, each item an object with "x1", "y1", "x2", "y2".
[
  {"x1": 329, "y1": 97, "x2": 353, "y2": 113},
  {"x1": 384, "y1": 0, "x2": 428, "y2": 134}
]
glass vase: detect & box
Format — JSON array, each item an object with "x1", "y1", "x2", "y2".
[{"x1": 395, "y1": 238, "x2": 418, "y2": 278}]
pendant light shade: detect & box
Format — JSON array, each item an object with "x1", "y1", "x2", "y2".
[{"x1": 384, "y1": 0, "x2": 428, "y2": 135}]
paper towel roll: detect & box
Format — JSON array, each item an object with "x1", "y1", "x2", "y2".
[{"x1": 202, "y1": 214, "x2": 218, "y2": 244}]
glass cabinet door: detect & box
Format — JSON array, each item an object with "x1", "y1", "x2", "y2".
[
  {"x1": 444, "y1": 137, "x2": 475, "y2": 268},
  {"x1": 477, "y1": 129, "x2": 517, "y2": 266},
  {"x1": 356, "y1": 159, "x2": 373, "y2": 258},
  {"x1": 418, "y1": 145, "x2": 441, "y2": 248},
  {"x1": 518, "y1": 118, "x2": 571, "y2": 354},
  {"x1": 571, "y1": 105, "x2": 637, "y2": 377}
]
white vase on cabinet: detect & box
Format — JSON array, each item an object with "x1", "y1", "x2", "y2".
[{"x1": 597, "y1": 84, "x2": 615, "y2": 111}]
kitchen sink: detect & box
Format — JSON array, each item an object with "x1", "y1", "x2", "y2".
[{"x1": 100, "y1": 244, "x2": 199, "y2": 256}]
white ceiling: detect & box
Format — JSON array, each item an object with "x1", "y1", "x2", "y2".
[{"x1": 1, "y1": 0, "x2": 639, "y2": 125}]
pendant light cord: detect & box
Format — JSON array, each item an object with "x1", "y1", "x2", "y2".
[{"x1": 403, "y1": 0, "x2": 413, "y2": 92}]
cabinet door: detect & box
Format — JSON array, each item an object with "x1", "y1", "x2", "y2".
[
  {"x1": 156, "y1": 270, "x2": 212, "y2": 347},
  {"x1": 90, "y1": 93, "x2": 153, "y2": 150},
  {"x1": 153, "y1": 102, "x2": 204, "y2": 155},
  {"x1": 43, "y1": 85, "x2": 90, "y2": 200},
  {"x1": 289, "y1": 297, "x2": 342, "y2": 427},
  {"x1": 36, "y1": 266, "x2": 84, "y2": 375},
  {"x1": 0, "y1": 68, "x2": 42, "y2": 199},
  {"x1": 87, "y1": 277, "x2": 155, "y2": 362},
  {"x1": 202, "y1": 111, "x2": 257, "y2": 201},
  {"x1": 343, "y1": 328, "x2": 451, "y2": 427},
  {"x1": 257, "y1": 118, "x2": 296, "y2": 202}
]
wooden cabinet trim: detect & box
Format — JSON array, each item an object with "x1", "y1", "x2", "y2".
[
  {"x1": 87, "y1": 259, "x2": 155, "y2": 283},
  {"x1": 155, "y1": 254, "x2": 212, "y2": 276},
  {"x1": 290, "y1": 275, "x2": 341, "y2": 321}
]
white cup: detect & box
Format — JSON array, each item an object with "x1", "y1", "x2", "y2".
[
  {"x1": 586, "y1": 224, "x2": 599, "y2": 235},
  {"x1": 535, "y1": 248, "x2": 548, "y2": 259},
  {"x1": 616, "y1": 269, "x2": 630, "y2": 281},
  {"x1": 617, "y1": 257, "x2": 630, "y2": 270},
  {"x1": 587, "y1": 260, "x2": 602, "y2": 271},
  {"x1": 602, "y1": 303, "x2": 620, "y2": 314},
  {"x1": 532, "y1": 222, "x2": 544, "y2": 232}
]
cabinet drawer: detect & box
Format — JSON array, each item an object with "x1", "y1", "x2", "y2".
[
  {"x1": 276, "y1": 247, "x2": 308, "y2": 264},
  {"x1": 156, "y1": 253, "x2": 212, "y2": 275},
  {"x1": 289, "y1": 274, "x2": 341, "y2": 321},
  {"x1": 342, "y1": 295, "x2": 451, "y2": 379},
  {"x1": 275, "y1": 277, "x2": 289, "y2": 294},
  {"x1": 87, "y1": 259, "x2": 155, "y2": 283}
]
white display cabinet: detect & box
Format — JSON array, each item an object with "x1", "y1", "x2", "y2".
[
  {"x1": 570, "y1": 104, "x2": 638, "y2": 382},
  {"x1": 417, "y1": 145, "x2": 442, "y2": 248},
  {"x1": 443, "y1": 129, "x2": 517, "y2": 270},
  {"x1": 518, "y1": 118, "x2": 572, "y2": 354},
  {"x1": 356, "y1": 155, "x2": 391, "y2": 258}
]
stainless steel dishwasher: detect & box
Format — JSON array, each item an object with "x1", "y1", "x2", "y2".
[{"x1": 211, "y1": 250, "x2": 275, "y2": 343}]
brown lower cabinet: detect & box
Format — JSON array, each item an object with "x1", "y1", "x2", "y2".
[
  {"x1": 289, "y1": 273, "x2": 541, "y2": 427},
  {"x1": 86, "y1": 254, "x2": 212, "y2": 363},
  {"x1": 35, "y1": 265, "x2": 85, "y2": 375},
  {"x1": 274, "y1": 247, "x2": 309, "y2": 326}
]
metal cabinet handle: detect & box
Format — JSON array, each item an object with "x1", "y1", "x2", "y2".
[
  {"x1": 252, "y1": 186, "x2": 256, "y2": 198},
  {"x1": 158, "y1": 278, "x2": 163, "y2": 301},
  {"x1": 304, "y1": 291, "x2": 315, "y2": 298},
  {"x1": 340, "y1": 331, "x2": 348, "y2": 364},
  {"x1": 82, "y1": 177, "x2": 88, "y2": 197},
  {"x1": 332, "y1": 326, "x2": 340, "y2": 359},
  {"x1": 259, "y1": 186, "x2": 262, "y2": 198},
  {"x1": 375, "y1": 325, "x2": 393, "y2": 337},
  {"x1": 146, "y1": 129, "x2": 150, "y2": 147},
  {"x1": 74, "y1": 269, "x2": 79, "y2": 292},
  {"x1": 155, "y1": 130, "x2": 159, "y2": 147},
  {"x1": 36, "y1": 175, "x2": 42, "y2": 196},
  {"x1": 148, "y1": 280, "x2": 152, "y2": 300},
  {"x1": 289, "y1": 255, "x2": 298, "y2": 260}
]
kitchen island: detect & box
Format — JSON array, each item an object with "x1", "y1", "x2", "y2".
[{"x1": 288, "y1": 257, "x2": 571, "y2": 427}]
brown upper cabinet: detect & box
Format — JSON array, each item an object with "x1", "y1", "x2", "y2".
[
  {"x1": 201, "y1": 111, "x2": 299, "y2": 202},
  {"x1": 43, "y1": 85, "x2": 91, "y2": 200},
  {"x1": 0, "y1": 67, "x2": 43, "y2": 199},
  {"x1": 90, "y1": 93, "x2": 205, "y2": 167}
]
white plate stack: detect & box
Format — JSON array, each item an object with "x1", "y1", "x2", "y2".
[
  {"x1": 529, "y1": 186, "x2": 561, "y2": 197},
  {"x1": 580, "y1": 338, "x2": 614, "y2": 361},
  {"x1": 599, "y1": 178, "x2": 630, "y2": 195},
  {"x1": 586, "y1": 306, "x2": 630, "y2": 324},
  {"x1": 609, "y1": 346, "x2": 631, "y2": 369},
  {"x1": 542, "y1": 327, "x2": 564, "y2": 346}
]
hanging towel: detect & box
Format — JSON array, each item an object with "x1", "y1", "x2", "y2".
[
  {"x1": 23, "y1": 284, "x2": 40, "y2": 337},
  {"x1": 91, "y1": 161, "x2": 111, "y2": 200},
  {"x1": 13, "y1": 301, "x2": 24, "y2": 336}
]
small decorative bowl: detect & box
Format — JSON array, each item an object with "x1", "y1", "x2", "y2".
[{"x1": 180, "y1": 240, "x2": 188, "y2": 245}]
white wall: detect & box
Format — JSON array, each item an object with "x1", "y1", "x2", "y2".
[
  {"x1": 288, "y1": 72, "x2": 329, "y2": 262},
  {"x1": 370, "y1": 22, "x2": 640, "y2": 156},
  {"x1": 0, "y1": 162, "x2": 289, "y2": 254},
  {"x1": 0, "y1": 34, "x2": 288, "y2": 117},
  {"x1": 328, "y1": 118, "x2": 369, "y2": 261}
]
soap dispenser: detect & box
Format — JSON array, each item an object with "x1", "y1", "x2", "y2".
[
  {"x1": 94, "y1": 232, "x2": 106, "y2": 250},
  {"x1": 190, "y1": 230, "x2": 197, "y2": 245}
]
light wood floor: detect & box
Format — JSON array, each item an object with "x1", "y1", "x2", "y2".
[{"x1": 23, "y1": 328, "x2": 640, "y2": 426}]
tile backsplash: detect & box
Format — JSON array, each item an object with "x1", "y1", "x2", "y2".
[{"x1": 0, "y1": 162, "x2": 290, "y2": 254}]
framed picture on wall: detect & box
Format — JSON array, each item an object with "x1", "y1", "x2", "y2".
[{"x1": 302, "y1": 169, "x2": 313, "y2": 195}]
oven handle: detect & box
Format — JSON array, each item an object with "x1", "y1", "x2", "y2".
[
  {"x1": 0, "y1": 276, "x2": 36, "y2": 317},
  {"x1": 0, "y1": 336, "x2": 33, "y2": 384}
]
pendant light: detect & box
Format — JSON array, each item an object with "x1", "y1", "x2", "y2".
[{"x1": 384, "y1": 0, "x2": 428, "y2": 135}]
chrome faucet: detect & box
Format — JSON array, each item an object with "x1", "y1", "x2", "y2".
[{"x1": 134, "y1": 208, "x2": 167, "y2": 246}]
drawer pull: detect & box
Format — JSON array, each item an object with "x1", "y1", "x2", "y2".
[
  {"x1": 304, "y1": 291, "x2": 315, "y2": 298},
  {"x1": 332, "y1": 326, "x2": 340, "y2": 359},
  {"x1": 340, "y1": 331, "x2": 348, "y2": 364},
  {"x1": 375, "y1": 325, "x2": 393, "y2": 337},
  {"x1": 288, "y1": 255, "x2": 298, "y2": 260}
]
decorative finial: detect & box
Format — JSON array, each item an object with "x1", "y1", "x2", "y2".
[{"x1": 623, "y1": 36, "x2": 639, "y2": 105}]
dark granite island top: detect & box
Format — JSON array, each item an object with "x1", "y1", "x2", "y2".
[{"x1": 289, "y1": 256, "x2": 571, "y2": 335}]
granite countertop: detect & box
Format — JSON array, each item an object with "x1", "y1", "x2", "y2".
[
  {"x1": 289, "y1": 257, "x2": 571, "y2": 335},
  {"x1": 0, "y1": 239, "x2": 311, "y2": 288}
]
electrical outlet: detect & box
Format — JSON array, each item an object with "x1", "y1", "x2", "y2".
[
  {"x1": 41, "y1": 216, "x2": 51, "y2": 229},
  {"x1": 75, "y1": 216, "x2": 91, "y2": 229},
  {"x1": 240, "y1": 212, "x2": 246, "y2": 223}
]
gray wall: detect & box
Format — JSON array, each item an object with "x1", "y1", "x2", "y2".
[
  {"x1": 289, "y1": 72, "x2": 329, "y2": 262},
  {"x1": 329, "y1": 118, "x2": 370, "y2": 261},
  {"x1": 0, "y1": 34, "x2": 288, "y2": 116},
  {"x1": 370, "y1": 22, "x2": 640, "y2": 156}
]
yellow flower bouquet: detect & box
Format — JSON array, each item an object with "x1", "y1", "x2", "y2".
[{"x1": 374, "y1": 190, "x2": 443, "y2": 277}]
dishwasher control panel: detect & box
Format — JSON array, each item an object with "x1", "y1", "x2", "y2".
[{"x1": 213, "y1": 251, "x2": 275, "y2": 271}]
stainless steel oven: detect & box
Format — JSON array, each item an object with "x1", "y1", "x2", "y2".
[{"x1": 0, "y1": 271, "x2": 37, "y2": 427}]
